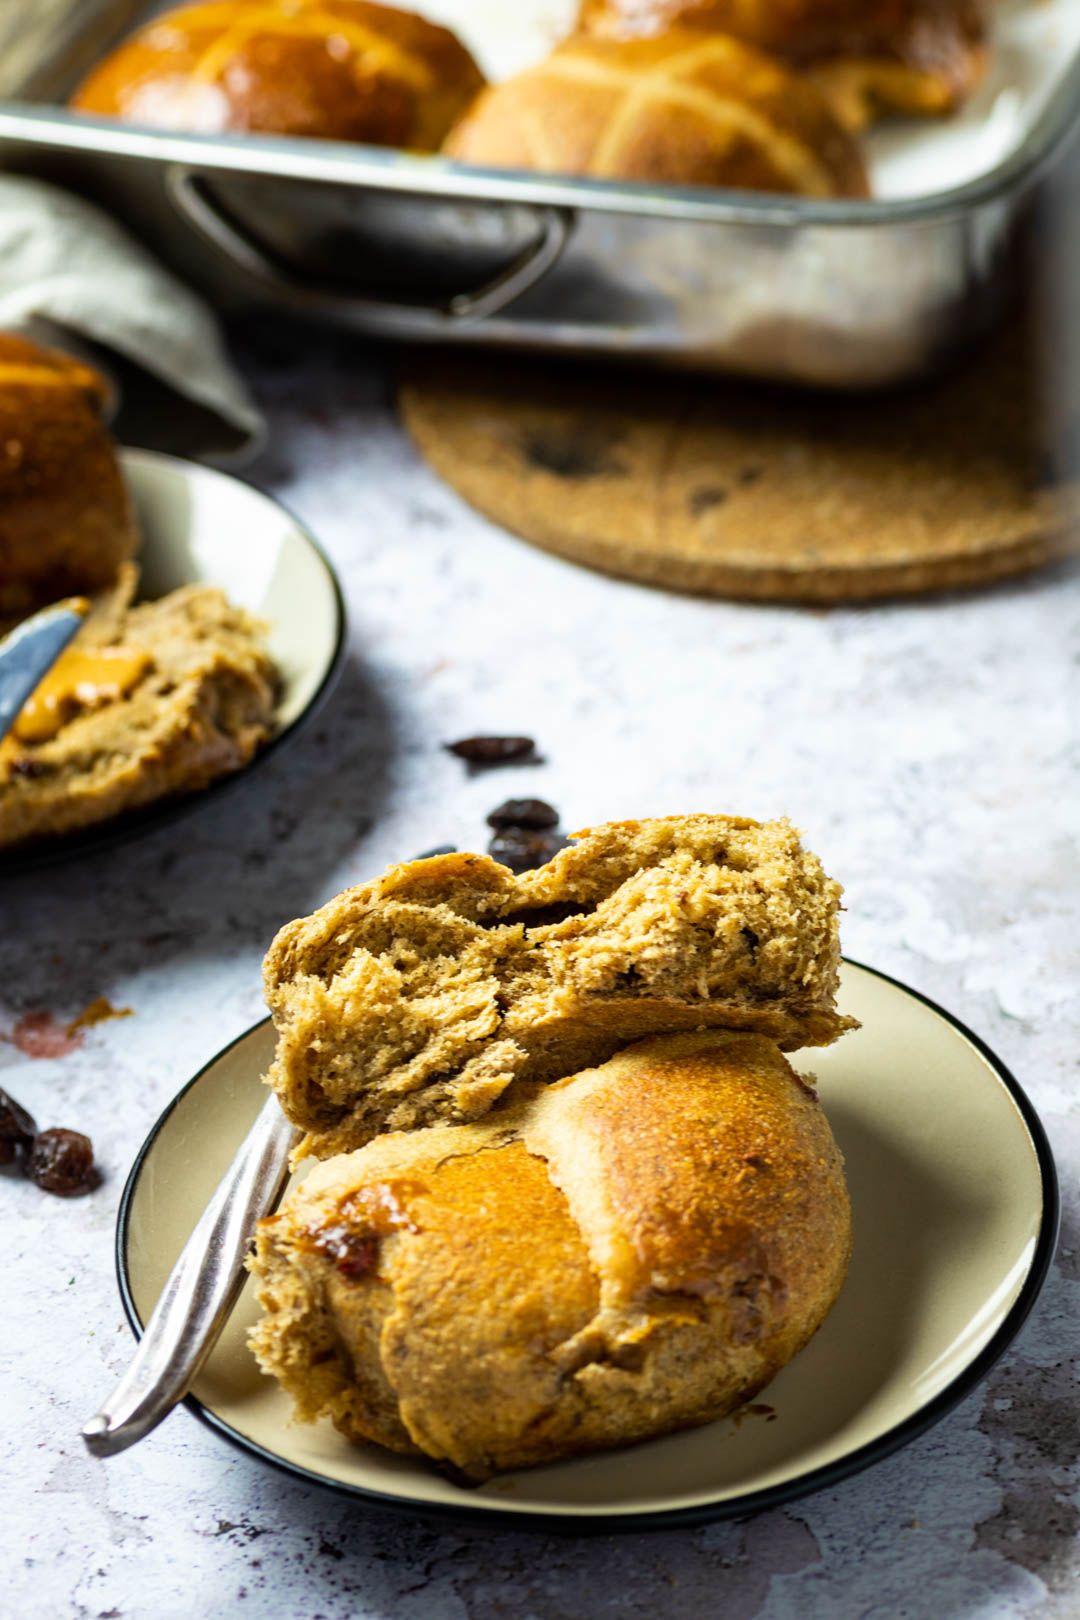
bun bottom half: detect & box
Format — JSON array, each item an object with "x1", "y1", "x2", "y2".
[{"x1": 250, "y1": 1030, "x2": 851, "y2": 1481}]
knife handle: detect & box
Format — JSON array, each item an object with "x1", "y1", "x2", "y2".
[{"x1": 82, "y1": 1093, "x2": 297, "y2": 1458}]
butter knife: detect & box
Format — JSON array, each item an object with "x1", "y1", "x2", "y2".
[
  {"x1": 0, "y1": 597, "x2": 88, "y2": 741},
  {"x1": 82, "y1": 1094, "x2": 297, "y2": 1458}
]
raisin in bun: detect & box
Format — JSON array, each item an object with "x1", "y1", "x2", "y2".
[
  {"x1": 577, "y1": 0, "x2": 988, "y2": 128},
  {"x1": 251, "y1": 1030, "x2": 852, "y2": 1481},
  {"x1": 0, "y1": 333, "x2": 138, "y2": 620},
  {"x1": 70, "y1": 0, "x2": 485, "y2": 149},
  {"x1": 443, "y1": 30, "x2": 868, "y2": 196}
]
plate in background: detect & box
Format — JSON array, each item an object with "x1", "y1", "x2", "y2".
[
  {"x1": 5, "y1": 448, "x2": 346, "y2": 872},
  {"x1": 116, "y1": 961, "x2": 1057, "y2": 1532}
]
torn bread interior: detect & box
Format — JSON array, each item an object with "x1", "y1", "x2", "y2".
[{"x1": 263, "y1": 814, "x2": 855, "y2": 1158}]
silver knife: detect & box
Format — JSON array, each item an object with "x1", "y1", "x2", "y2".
[
  {"x1": 83, "y1": 1093, "x2": 297, "y2": 1457},
  {"x1": 0, "y1": 597, "x2": 89, "y2": 741},
  {"x1": 82, "y1": 841, "x2": 441, "y2": 1458}
]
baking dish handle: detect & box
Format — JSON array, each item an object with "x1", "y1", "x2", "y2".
[{"x1": 165, "y1": 165, "x2": 572, "y2": 326}]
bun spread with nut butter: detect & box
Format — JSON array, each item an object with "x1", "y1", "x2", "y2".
[
  {"x1": 250, "y1": 814, "x2": 858, "y2": 1480},
  {"x1": 0, "y1": 571, "x2": 279, "y2": 849},
  {"x1": 0, "y1": 331, "x2": 280, "y2": 851}
]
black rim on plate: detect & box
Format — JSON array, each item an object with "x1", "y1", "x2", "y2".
[
  {"x1": 114, "y1": 961, "x2": 1060, "y2": 1535},
  {"x1": 1, "y1": 453, "x2": 348, "y2": 875}
]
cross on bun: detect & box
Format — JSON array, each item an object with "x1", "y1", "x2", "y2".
[
  {"x1": 70, "y1": 0, "x2": 485, "y2": 149},
  {"x1": 0, "y1": 332, "x2": 138, "y2": 621},
  {"x1": 576, "y1": 0, "x2": 988, "y2": 128},
  {"x1": 263, "y1": 814, "x2": 856, "y2": 1159},
  {"x1": 442, "y1": 30, "x2": 868, "y2": 195},
  {"x1": 250, "y1": 1030, "x2": 852, "y2": 1481}
]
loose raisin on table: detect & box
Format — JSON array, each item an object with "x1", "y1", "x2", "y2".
[
  {"x1": 444, "y1": 736, "x2": 538, "y2": 767},
  {"x1": 27, "y1": 1128, "x2": 97, "y2": 1196},
  {"x1": 488, "y1": 828, "x2": 567, "y2": 874},
  {"x1": 486, "y1": 798, "x2": 559, "y2": 830},
  {"x1": 0, "y1": 1087, "x2": 37, "y2": 1164}
]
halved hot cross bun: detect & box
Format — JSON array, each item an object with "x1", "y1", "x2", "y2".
[
  {"x1": 263, "y1": 813, "x2": 856, "y2": 1158},
  {"x1": 250, "y1": 1030, "x2": 853, "y2": 1480}
]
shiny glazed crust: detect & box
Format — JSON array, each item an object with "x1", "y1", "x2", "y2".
[
  {"x1": 443, "y1": 30, "x2": 867, "y2": 194},
  {"x1": 263, "y1": 813, "x2": 856, "y2": 1158},
  {"x1": 0, "y1": 333, "x2": 138, "y2": 618},
  {"x1": 70, "y1": 0, "x2": 485, "y2": 148},
  {"x1": 577, "y1": 0, "x2": 988, "y2": 127},
  {"x1": 250, "y1": 1031, "x2": 853, "y2": 1481}
]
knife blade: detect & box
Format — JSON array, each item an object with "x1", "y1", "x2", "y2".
[{"x1": 0, "y1": 597, "x2": 89, "y2": 742}]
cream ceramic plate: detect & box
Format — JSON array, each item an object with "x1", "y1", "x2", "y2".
[
  {"x1": 118, "y1": 962, "x2": 1057, "y2": 1531},
  {"x1": 8, "y1": 448, "x2": 345, "y2": 871}
]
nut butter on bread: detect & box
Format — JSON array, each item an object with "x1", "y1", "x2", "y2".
[
  {"x1": 0, "y1": 333, "x2": 138, "y2": 620},
  {"x1": 70, "y1": 0, "x2": 485, "y2": 149},
  {"x1": 442, "y1": 30, "x2": 868, "y2": 195},
  {"x1": 263, "y1": 814, "x2": 856, "y2": 1158},
  {"x1": 577, "y1": 0, "x2": 988, "y2": 129},
  {"x1": 0, "y1": 577, "x2": 278, "y2": 849},
  {"x1": 250, "y1": 1030, "x2": 853, "y2": 1480}
]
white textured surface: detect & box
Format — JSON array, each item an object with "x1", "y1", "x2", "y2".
[{"x1": 2, "y1": 328, "x2": 1079, "y2": 1620}]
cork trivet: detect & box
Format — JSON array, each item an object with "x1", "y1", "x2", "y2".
[{"x1": 398, "y1": 331, "x2": 1079, "y2": 601}]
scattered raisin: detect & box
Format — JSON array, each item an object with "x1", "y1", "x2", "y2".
[
  {"x1": 7, "y1": 755, "x2": 53, "y2": 779},
  {"x1": 486, "y1": 798, "x2": 559, "y2": 830},
  {"x1": 27, "y1": 1128, "x2": 97, "y2": 1196},
  {"x1": 444, "y1": 736, "x2": 538, "y2": 768},
  {"x1": 488, "y1": 828, "x2": 567, "y2": 874},
  {"x1": 0, "y1": 1087, "x2": 37, "y2": 1161}
]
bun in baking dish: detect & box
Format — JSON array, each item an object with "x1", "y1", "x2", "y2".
[
  {"x1": 263, "y1": 813, "x2": 856, "y2": 1158},
  {"x1": 70, "y1": 0, "x2": 485, "y2": 149},
  {"x1": 577, "y1": 0, "x2": 988, "y2": 128},
  {"x1": 250, "y1": 1030, "x2": 852, "y2": 1480},
  {"x1": 0, "y1": 332, "x2": 138, "y2": 620},
  {"x1": 443, "y1": 29, "x2": 868, "y2": 195}
]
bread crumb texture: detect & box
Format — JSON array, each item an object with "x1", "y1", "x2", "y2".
[
  {"x1": 264, "y1": 813, "x2": 855, "y2": 1157},
  {"x1": 250, "y1": 1031, "x2": 853, "y2": 1480}
]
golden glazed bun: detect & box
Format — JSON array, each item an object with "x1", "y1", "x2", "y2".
[
  {"x1": 577, "y1": 0, "x2": 988, "y2": 128},
  {"x1": 250, "y1": 1030, "x2": 852, "y2": 1481},
  {"x1": 70, "y1": 0, "x2": 485, "y2": 149},
  {"x1": 443, "y1": 30, "x2": 868, "y2": 195},
  {"x1": 0, "y1": 333, "x2": 138, "y2": 619},
  {"x1": 263, "y1": 814, "x2": 856, "y2": 1158}
]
